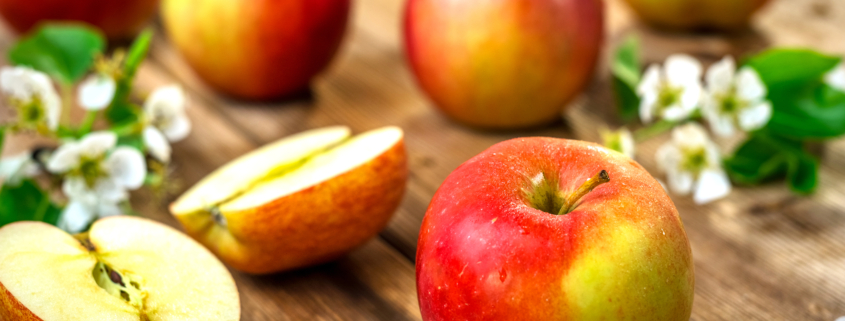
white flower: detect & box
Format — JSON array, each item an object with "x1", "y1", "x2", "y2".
[
  {"x1": 78, "y1": 74, "x2": 116, "y2": 110},
  {"x1": 46, "y1": 131, "x2": 146, "y2": 232},
  {"x1": 638, "y1": 54, "x2": 703, "y2": 124},
  {"x1": 656, "y1": 123, "x2": 731, "y2": 204},
  {"x1": 600, "y1": 127, "x2": 636, "y2": 158},
  {"x1": 825, "y1": 62, "x2": 845, "y2": 92},
  {"x1": 702, "y1": 56, "x2": 772, "y2": 137},
  {"x1": 143, "y1": 85, "x2": 190, "y2": 162},
  {"x1": 0, "y1": 66, "x2": 61, "y2": 131},
  {"x1": 0, "y1": 153, "x2": 39, "y2": 185}
]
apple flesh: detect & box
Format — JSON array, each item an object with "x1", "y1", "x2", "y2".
[
  {"x1": 161, "y1": 0, "x2": 350, "y2": 100},
  {"x1": 0, "y1": 216, "x2": 239, "y2": 320},
  {"x1": 623, "y1": 0, "x2": 770, "y2": 30},
  {"x1": 416, "y1": 137, "x2": 694, "y2": 320},
  {"x1": 404, "y1": 0, "x2": 604, "y2": 129},
  {"x1": 0, "y1": 0, "x2": 159, "y2": 39},
  {"x1": 170, "y1": 126, "x2": 407, "y2": 274}
]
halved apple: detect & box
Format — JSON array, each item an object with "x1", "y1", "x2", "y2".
[
  {"x1": 170, "y1": 126, "x2": 408, "y2": 274},
  {"x1": 0, "y1": 216, "x2": 240, "y2": 321}
]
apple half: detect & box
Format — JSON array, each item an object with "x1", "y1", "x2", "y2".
[
  {"x1": 170, "y1": 126, "x2": 408, "y2": 274},
  {"x1": 0, "y1": 216, "x2": 240, "y2": 321}
]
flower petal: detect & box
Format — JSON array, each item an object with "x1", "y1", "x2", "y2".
[
  {"x1": 77, "y1": 74, "x2": 116, "y2": 110},
  {"x1": 673, "y1": 123, "x2": 710, "y2": 149},
  {"x1": 708, "y1": 113, "x2": 735, "y2": 137},
  {"x1": 738, "y1": 101, "x2": 772, "y2": 131},
  {"x1": 0, "y1": 153, "x2": 38, "y2": 185},
  {"x1": 30, "y1": 71, "x2": 61, "y2": 130},
  {"x1": 678, "y1": 81, "x2": 702, "y2": 114},
  {"x1": 58, "y1": 201, "x2": 95, "y2": 233},
  {"x1": 618, "y1": 127, "x2": 636, "y2": 158},
  {"x1": 47, "y1": 142, "x2": 82, "y2": 173},
  {"x1": 693, "y1": 169, "x2": 732, "y2": 204},
  {"x1": 94, "y1": 178, "x2": 129, "y2": 203},
  {"x1": 105, "y1": 147, "x2": 147, "y2": 190},
  {"x1": 665, "y1": 54, "x2": 702, "y2": 86},
  {"x1": 97, "y1": 201, "x2": 123, "y2": 218},
  {"x1": 706, "y1": 56, "x2": 735, "y2": 94},
  {"x1": 735, "y1": 67, "x2": 767, "y2": 101},
  {"x1": 62, "y1": 177, "x2": 98, "y2": 207},
  {"x1": 79, "y1": 131, "x2": 117, "y2": 158},
  {"x1": 161, "y1": 114, "x2": 191, "y2": 142},
  {"x1": 639, "y1": 92, "x2": 658, "y2": 124},
  {"x1": 637, "y1": 64, "x2": 661, "y2": 96},
  {"x1": 144, "y1": 126, "x2": 171, "y2": 162},
  {"x1": 655, "y1": 142, "x2": 680, "y2": 173},
  {"x1": 824, "y1": 63, "x2": 845, "y2": 91},
  {"x1": 667, "y1": 169, "x2": 694, "y2": 196}
]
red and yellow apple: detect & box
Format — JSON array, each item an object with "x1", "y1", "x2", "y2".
[
  {"x1": 170, "y1": 126, "x2": 407, "y2": 274},
  {"x1": 0, "y1": 0, "x2": 159, "y2": 39},
  {"x1": 160, "y1": 0, "x2": 350, "y2": 100},
  {"x1": 623, "y1": 0, "x2": 770, "y2": 30},
  {"x1": 416, "y1": 137, "x2": 694, "y2": 320},
  {"x1": 0, "y1": 216, "x2": 240, "y2": 320},
  {"x1": 403, "y1": 0, "x2": 604, "y2": 129}
]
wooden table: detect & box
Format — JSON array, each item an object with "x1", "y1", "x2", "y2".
[{"x1": 3, "y1": 0, "x2": 845, "y2": 320}]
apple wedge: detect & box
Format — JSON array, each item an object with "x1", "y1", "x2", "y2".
[
  {"x1": 170, "y1": 126, "x2": 408, "y2": 274},
  {"x1": 0, "y1": 216, "x2": 240, "y2": 321}
]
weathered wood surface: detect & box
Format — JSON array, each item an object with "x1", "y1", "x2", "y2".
[{"x1": 2, "y1": 0, "x2": 845, "y2": 320}]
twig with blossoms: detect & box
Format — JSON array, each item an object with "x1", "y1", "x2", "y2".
[{"x1": 0, "y1": 25, "x2": 191, "y2": 232}]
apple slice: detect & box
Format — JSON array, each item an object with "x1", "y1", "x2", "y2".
[
  {"x1": 0, "y1": 216, "x2": 239, "y2": 321},
  {"x1": 170, "y1": 126, "x2": 407, "y2": 274}
]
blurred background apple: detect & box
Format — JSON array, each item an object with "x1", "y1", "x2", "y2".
[
  {"x1": 623, "y1": 0, "x2": 770, "y2": 31},
  {"x1": 161, "y1": 0, "x2": 350, "y2": 100},
  {"x1": 404, "y1": 0, "x2": 604, "y2": 129},
  {"x1": 0, "y1": 0, "x2": 159, "y2": 39}
]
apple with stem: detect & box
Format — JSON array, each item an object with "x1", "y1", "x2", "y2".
[
  {"x1": 160, "y1": 0, "x2": 350, "y2": 100},
  {"x1": 416, "y1": 137, "x2": 694, "y2": 320},
  {"x1": 0, "y1": 216, "x2": 240, "y2": 320},
  {"x1": 0, "y1": 0, "x2": 159, "y2": 39},
  {"x1": 404, "y1": 0, "x2": 604, "y2": 129},
  {"x1": 622, "y1": 0, "x2": 770, "y2": 31},
  {"x1": 170, "y1": 126, "x2": 407, "y2": 274}
]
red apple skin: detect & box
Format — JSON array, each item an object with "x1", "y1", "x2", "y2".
[
  {"x1": 0, "y1": 282, "x2": 41, "y2": 321},
  {"x1": 404, "y1": 0, "x2": 604, "y2": 129},
  {"x1": 161, "y1": 0, "x2": 350, "y2": 100},
  {"x1": 623, "y1": 0, "x2": 770, "y2": 30},
  {"x1": 417, "y1": 138, "x2": 694, "y2": 320},
  {"x1": 0, "y1": 0, "x2": 159, "y2": 39}
]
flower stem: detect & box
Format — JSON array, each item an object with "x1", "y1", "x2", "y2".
[
  {"x1": 558, "y1": 170, "x2": 610, "y2": 215},
  {"x1": 78, "y1": 111, "x2": 98, "y2": 135},
  {"x1": 633, "y1": 120, "x2": 676, "y2": 142},
  {"x1": 60, "y1": 83, "x2": 73, "y2": 126}
]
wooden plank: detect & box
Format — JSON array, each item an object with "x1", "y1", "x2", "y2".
[{"x1": 149, "y1": 0, "x2": 845, "y2": 319}]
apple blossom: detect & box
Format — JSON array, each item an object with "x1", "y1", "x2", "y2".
[
  {"x1": 600, "y1": 127, "x2": 635, "y2": 158},
  {"x1": 46, "y1": 131, "x2": 146, "y2": 232},
  {"x1": 702, "y1": 56, "x2": 772, "y2": 137},
  {"x1": 143, "y1": 85, "x2": 190, "y2": 162},
  {"x1": 0, "y1": 66, "x2": 61, "y2": 132},
  {"x1": 638, "y1": 54, "x2": 703, "y2": 124},
  {"x1": 656, "y1": 123, "x2": 731, "y2": 204},
  {"x1": 825, "y1": 62, "x2": 845, "y2": 92},
  {"x1": 77, "y1": 74, "x2": 116, "y2": 110},
  {"x1": 0, "y1": 152, "x2": 39, "y2": 185}
]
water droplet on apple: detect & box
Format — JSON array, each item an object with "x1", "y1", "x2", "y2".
[{"x1": 499, "y1": 268, "x2": 507, "y2": 282}]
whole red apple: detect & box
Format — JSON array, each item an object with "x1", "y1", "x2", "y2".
[
  {"x1": 416, "y1": 137, "x2": 694, "y2": 320},
  {"x1": 404, "y1": 0, "x2": 603, "y2": 129},
  {"x1": 161, "y1": 0, "x2": 350, "y2": 100},
  {"x1": 623, "y1": 0, "x2": 770, "y2": 30},
  {"x1": 0, "y1": 0, "x2": 159, "y2": 39}
]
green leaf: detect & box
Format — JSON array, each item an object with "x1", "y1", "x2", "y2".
[
  {"x1": 117, "y1": 132, "x2": 145, "y2": 152},
  {"x1": 765, "y1": 83, "x2": 845, "y2": 139},
  {"x1": 8, "y1": 24, "x2": 105, "y2": 84},
  {"x1": 124, "y1": 29, "x2": 153, "y2": 77},
  {"x1": 611, "y1": 36, "x2": 641, "y2": 122},
  {"x1": 0, "y1": 179, "x2": 62, "y2": 227},
  {"x1": 746, "y1": 48, "x2": 841, "y2": 89},
  {"x1": 724, "y1": 133, "x2": 819, "y2": 194}
]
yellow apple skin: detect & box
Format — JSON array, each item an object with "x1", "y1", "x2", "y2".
[
  {"x1": 174, "y1": 139, "x2": 408, "y2": 274},
  {"x1": 623, "y1": 0, "x2": 770, "y2": 30},
  {"x1": 0, "y1": 282, "x2": 41, "y2": 321}
]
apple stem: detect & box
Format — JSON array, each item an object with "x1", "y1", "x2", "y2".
[{"x1": 558, "y1": 170, "x2": 610, "y2": 215}]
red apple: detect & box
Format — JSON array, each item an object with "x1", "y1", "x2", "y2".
[
  {"x1": 623, "y1": 0, "x2": 770, "y2": 30},
  {"x1": 404, "y1": 0, "x2": 604, "y2": 129},
  {"x1": 0, "y1": 0, "x2": 159, "y2": 39},
  {"x1": 161, "y1": 0, "x2": 350, "y2": 100},
  {"x1": 416, "y1": 137, "x2": 694, "y2": 320}
]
